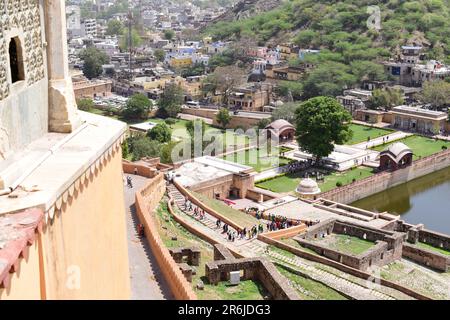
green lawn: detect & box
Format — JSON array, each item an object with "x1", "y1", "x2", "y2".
[
  {"x1": 222, "y1": 148, "x2": 292, "y2": 172},
  {"x1": 324, "y1": 234, "x2": 375, "y2": 255},
  {"x1": 191, "y1": 191, "x2": 259, "y2": 229},
  {"x1": 372, "y1": 135, "x2": 450, "y2": 160},
  {"x1": 346, "y1": 124, "x2": 393, "y2": 145},
  {"x1": 416, "y1": 242, "x2": 450, "y2": 256},
  {"x1": 148, "y1": 118, "x2": 249, "y2": 148},
  {"x1": 203, "y1": 280, "x2": 268, "y2": 300},
  {"x1": 256, "y1": 167, "x2": 374, "y2": 194}
]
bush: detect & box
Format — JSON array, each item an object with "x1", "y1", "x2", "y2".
[
  {"x1": 336, "y1": 181, "x2": 343, "y2": 187},
  {"x1": 164, "y1": 118, "x2": 177, "y2": 126}
]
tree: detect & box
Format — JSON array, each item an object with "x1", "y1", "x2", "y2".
[
  {"x1": 79, "y1": 47, "x2": 109, "y2": 79},
  {"x1": 203, "y1": 66, "x2": 246, "y2": 105},
  {"x1": 158, "y1": 83, "x2": 184, "y2": 118},
  {"x1": 163, "y1": 30, "x2": 175, "y2": 41},
  {"x1": 122, "y1": 93, "x2": 153, "y2": 120},
  {"x1": 257, "y1": 118, "x2": 271, "y2": 130},
  {"x1": 76, "y1": 98, "x2": 95, "y2": 111},
  {"x1": 160, "y1": 141, "x2": 179, "y2": 164},
  {"x1": 295, "y1": 97, "x2": 352, "y2": 162},
  {"x1": 153, "y1": 49, "x2": 166, "y2": 62},
  {"x1": 128, "y1": 136, "x2": 161, "y2": 161},
  {"x1": 120, "y1": 28, "x2": 142, "y2": 51},
  {"x1": 417, "y1": 81, "x2": 450, "y2": 109},
  {"x1": 275, "y1": 81, "x2": 303, "y2": 101},
  {"x1": 147, "y1": 123, "x2": 172, "y2": 143},
  {"x1": 106, "y1": 19, "x2": 124, "y2": 36},
  {"x1": 271, "y1": 103, "x2": 299, "y2": 122},
  {"x1": 302, "y1": 62, "x2": 357, "y2": 98},
  {"x1": 370, "y1": 88, "x2": 404, "y2": 110},
  {"x1": 122, "y1": 140, "x2": 130, "y2": 159},
  {"x1": 216, "y1": 108, "x2": 231, "y2": 128}
]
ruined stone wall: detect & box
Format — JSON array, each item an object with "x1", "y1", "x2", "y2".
[
  {"x1": 296, "y1": 220, "x2": 403, "y2": 271},
  {"x1": 258, "y1": 233, "x2": 431, "y2": 300},
  {"x1": 320, "y1": 148, "x2": 450, "y2": 204},
  {"x1": 402, "y1": 243, "x2": 450, "y2": 272},
  {"x1": 418, "y1": 229, "x2": 450, "y2": 251},
  {"x1": 122, "y1": 160, "x2": 158, "y2": 178},
  {"x1": 205, "y1": 257, "x2": 299, "y2": 300}
]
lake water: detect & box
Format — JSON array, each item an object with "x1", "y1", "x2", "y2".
[{"x1": 351, "y1": 166, "x2": 450, "y2": 234}]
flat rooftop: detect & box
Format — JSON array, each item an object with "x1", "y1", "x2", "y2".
[
  {"x1": 391, "y1": 106, "x2": 447, "y2": 120},
  {"x1": 174, "y1": 156, "x2": 253, "y2": 187},
  {"x1": 129, "y1": 121, "x2": 157, "y2": 132}
]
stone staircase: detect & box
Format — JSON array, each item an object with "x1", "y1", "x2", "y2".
[
  {"x1": 167, "y1": 184, "x2": 245, "y2": 243},
  {"x1": 268, "y1": 250, "x2": 396, "y2": 300}
]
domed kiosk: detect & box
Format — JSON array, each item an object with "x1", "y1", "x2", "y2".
[
  {"x1": 296, "y1": 178, "x2": 321, "y2": 200},
  {"x1": 379, "y1": 142, "x2": 413, "y2": 171}
]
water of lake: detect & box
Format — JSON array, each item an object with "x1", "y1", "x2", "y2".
[{"x1": 351, "y1": 166, "x2": 450, "y2": 234}]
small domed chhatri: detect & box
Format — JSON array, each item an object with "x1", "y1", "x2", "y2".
[{"x1": 296, "y1": 178, "x2": 321, "y2": 199}]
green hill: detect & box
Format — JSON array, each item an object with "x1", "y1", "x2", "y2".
[{"x1": 205, "y1": 0, "x2": 450, "y2": 97}]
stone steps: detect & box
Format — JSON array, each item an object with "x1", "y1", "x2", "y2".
[{"x1": 267, "y1": 251, "x2": 395, "y2": 300}]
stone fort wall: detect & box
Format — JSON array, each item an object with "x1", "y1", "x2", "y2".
[
  {"x1": 320, "y1": 148, "x2": 450, "y2": 204},
  {"x1": 134, "y1": 172, "x2": 197, "y2": 300}
]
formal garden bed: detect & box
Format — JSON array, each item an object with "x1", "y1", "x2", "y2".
[
  {"x1": 346, "y1": 124, "x2": 393, "y2": 145},
  {"x1": 256, "y1": 167, "x2": 374, "y2": 194},
  {"x1": 221, "y1": 148, "x2": 293, "y2": 172},
  {"x1": 372, "y1": 135, "x2": 450, "y2": 160},
  {"x1": 310, "y1": 234, "x2": 375, "y2": 255}
]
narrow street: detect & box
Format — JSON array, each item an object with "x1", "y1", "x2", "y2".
[{"x1": 124, "y1": 174, "x2": 173, "y2": 300}]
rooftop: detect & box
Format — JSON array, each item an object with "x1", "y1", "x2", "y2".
[
  {"x1": 174, "y1": 156, "x2": 253, "y2": 187},
  {"x1": 391, "y1": 106, "x2": 447, "y2": 120}
]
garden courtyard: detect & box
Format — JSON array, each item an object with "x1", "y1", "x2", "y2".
[
  {"x1": 221, "y1": 148, "x2": 292, "y2": 172},
  {"x1": 371, "y1": 135, "x2": 450, "y2": 160},
  {"x1": 256, "y1": 167, "x2": 374, "y2": 194},
  {"x1": 346, "y1": 124, "x2": 393, "y2": 145}
]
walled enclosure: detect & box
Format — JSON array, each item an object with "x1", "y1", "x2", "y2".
[
  {"x1": 295, "y1": 219, "x2": 404, "y2": 271},
  {"x1": 320, "y1": 148, "x2": 450, "y2": 204},
  {"x1": 395, "y1": 222, "x2": 450, "y2": 272},
  {"x1": 205, "y1": 244, "x2": 299, "y2": 300}
]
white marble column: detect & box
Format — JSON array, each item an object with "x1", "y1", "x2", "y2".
[{"x1": 44, "y1": 0, "x2": 81, "y2": 133}]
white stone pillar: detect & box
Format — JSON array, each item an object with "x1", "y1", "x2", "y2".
[{"x1": 44, "y1": 0, "x2": 81, "y2": 133}]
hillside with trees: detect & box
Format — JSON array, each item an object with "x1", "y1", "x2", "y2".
[{"x1": 205, "y1": 0, "x2": 450, "y2": 98}]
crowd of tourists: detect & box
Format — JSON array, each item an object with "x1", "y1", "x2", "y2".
[{"x1": 184, "y1": 199, "x2": 205, "y2": 220}]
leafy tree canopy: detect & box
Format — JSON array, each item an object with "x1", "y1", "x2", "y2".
[
  {"x1": 79, "y1": 47, "x2": 109, "y2": 79},
  {"x1": 295, "y1": 97, "x2": 352, "y2": 160},
  {"x1": 147, "y1": 123, "x2": 172, "y2": 143},
  {"x1": 122, "y1": 93, "x2": 153, "y2": 120}
]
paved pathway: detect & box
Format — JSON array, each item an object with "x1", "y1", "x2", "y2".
[
  {"x1": 124, "y1": 174, "x2": 173, "y2": 300},
  {"x1": 353, "y1": 131, "x2": 413, "y2": 150}
]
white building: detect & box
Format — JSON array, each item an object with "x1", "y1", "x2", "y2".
[{"x1": 81, "y1": 18, "x2": 97, "y2": 37}]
